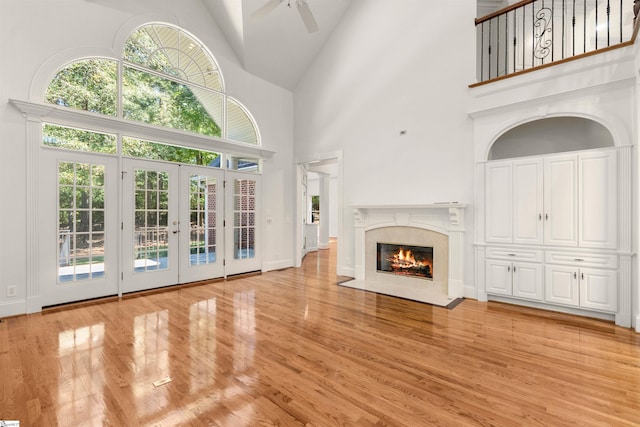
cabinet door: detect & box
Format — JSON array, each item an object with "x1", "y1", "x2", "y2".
[
  {"x1": 486, "y1": 259, "x2": 512, "y2": 295},
  {"x1": 579, "y1": 151, "x2": 617, "y2": 249},
  {"x1": 579, "y1": 268, "x2": 617, "y2": 312},
  {"x1": 512, "y1": 261, "x2": 543, "y2": 301},
  {"x1": 544, "y1": 155, "x2": 578, "y2": 246},
  {"x1": 486, "y1": 161, "x2": 513, "y2": 243},
  {"x1": 544, "y1": 265, "x2": 579, "y2": 306},
  {"x1": 513, "y1": 158, "x2": 543, "y2": 245}
]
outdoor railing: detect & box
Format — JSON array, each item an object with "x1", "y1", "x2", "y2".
[{"x1": 475, "y1": 0, "x2": 637, "y2": 84}]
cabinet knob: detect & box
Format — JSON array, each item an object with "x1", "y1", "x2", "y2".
[
  {"x1": 513, "y1": 266, "x2": 516, "y2": 272},
  {"x1": 574, "y1": 272, "x2": 577, "y2": 279},
  {"x1": 507, "y1": 266, "x2": 511, "y2": 272},
  {"x1": 538, "y1": 213, "x2": 542, "y2": 220},
  {"x1": 581, "y1": 273, "x2": 584, "y2": 280},
  {"x1": 574, "y1": 258, "x2": 584, "y2": 262},
  {"x1": 545, "y1": 213, "x2": 549, "y2": 220}
]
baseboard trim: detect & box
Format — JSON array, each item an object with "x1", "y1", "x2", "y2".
[
  {"x1": 463, "y1": 285, "x2": 477, "y2": 300},
  {"x1": 635, "y1": 315, "x2": 640, "y2": 333},
  {"x1": 0, "y1": 299, "x2": 26, "y2": 319},
  {"x1": 337, "y1": 265, "x2": 355, "y2": 278},
  {"x1": 488, "y1": 294, "x2": 615, "y2": 322}
]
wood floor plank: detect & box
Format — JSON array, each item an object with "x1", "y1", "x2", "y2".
[{"x1": 1, "y1": 240, "x2": 639, "y2": 426}]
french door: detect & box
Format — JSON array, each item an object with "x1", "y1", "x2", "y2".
[
  {"x1": 39, "y1": 150, "x2": 120, "y2": 306},
  {"x1": 179, "y1": 165, "x2": 225, "y2": 283},
  {"x1": 42, "y1": 156, "x2": 260, "y2": 304},
  {"x1": 121, "y1": 159, "x2": 180, "y2": 293},
  {"x1": 122, "y1": 159, "x2": 231, "y2": 293},
  {"x1": 225, "y1": 171, "x2": 261, "y2": 275}
]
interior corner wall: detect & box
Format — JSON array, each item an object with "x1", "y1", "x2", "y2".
[
  {"x1": 294, "y1": 0, "x2": 477, "y2": 288},
  {"x1": 0, "y1": 0, "x2": 295, "y2": 316}
]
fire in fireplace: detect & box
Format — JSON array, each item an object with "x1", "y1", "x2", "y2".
[{"x1": 376, "y1": 243, "x2": 433, "y2": 280}]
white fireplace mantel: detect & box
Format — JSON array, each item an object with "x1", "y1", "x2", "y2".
[{"x1": 351, "y1": 204, "x2": 467, "y2": 302}]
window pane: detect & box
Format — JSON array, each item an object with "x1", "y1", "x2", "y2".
[
  {"x1": 233, "y1": 178, "x2": 256, "y2": 260},
  {"x1": 133, "y1": 168, "x2": 170, "y2": 273},
  {"x1": 43, "y1": 124, "x2": 116, "y2": 154},
  {"x1": 45, "y1": 59, "x2": 117, "y2": 116},
  {"x1": 227, "y1": 156, "x2": 260, "y2": 173},
  {"x1": 189, "y1": 174, "x2": 218, "y2": 266},
  {"x1": 122, "y1": 66, "x2": 223, "y2": 138},
  {"x1": 227, "y1": 97, "x2": 258, "y2": 145},
  {"x1": 124, "y1": 24, "x2": 223, "y2": 91},
  {"x1": 122, "y1": 137, "x2": 220, "y2": 167},
  {"x1": 58, "y1": 161, "x2": 108, "y2": 283}
]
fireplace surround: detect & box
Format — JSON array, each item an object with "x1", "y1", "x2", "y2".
[{"x1": 341, "y1": 204, "x2": 466, "y2": 307}]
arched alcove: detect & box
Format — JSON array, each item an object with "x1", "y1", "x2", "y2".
[{"x1": 488, "y1": 117, "x2": 614, "y2": 160}]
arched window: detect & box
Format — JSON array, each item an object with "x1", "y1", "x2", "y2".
[
  {"x1": 45, "y1": 58, "x2": 118, "y2": 116},
  {"x1": 44, "y1": 23, "x2": 260, "y2": 147}
]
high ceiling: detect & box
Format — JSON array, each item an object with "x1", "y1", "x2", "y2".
[
  {"x1": 201, "y1": 0, "x2": 505, "y2": 91},
  {"x1": 86, "y1": 0, "x2": 497, "y2": 92},
  {"x1": 201, "y1": 0, "x2": 353, "y2": 91}
]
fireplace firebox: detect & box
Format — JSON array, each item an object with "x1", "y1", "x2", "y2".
[{"x1": 376, "y1": 243, "x2": 433, "y2": 280}]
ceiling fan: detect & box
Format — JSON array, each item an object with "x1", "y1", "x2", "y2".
[{"x1": 251, "y1": 0, "x2": 320, "y2": 33}]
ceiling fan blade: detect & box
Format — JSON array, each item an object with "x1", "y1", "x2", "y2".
[
  {"x1": 251, "y1": 0, "x2": 284, "y2": 20},
  {"x1": 296, "y1": 0, "x2": 319, "y2": 33}
]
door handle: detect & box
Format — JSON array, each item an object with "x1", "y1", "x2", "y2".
[
  {"x1": 574, "y1": 272, "x2": 577, "y2": 279},
  {"x1": 538, "y1": 213, "x2": 542, "y2": 220},
  {"x1": 545, "y1": 213, "x2": 549, "y2": 220},
  {"x1": 172, "y1": 230, "x2": 179, "y2": 234},
  {"x1": 513, "y1": 266, "x2": 516, "y2": 273},
  {"x1": 507, "y1": 266, "x2": 511, "y2": 272},
  {"x1": 581, "y1": 273, "x2": 584, "y2": 280}
]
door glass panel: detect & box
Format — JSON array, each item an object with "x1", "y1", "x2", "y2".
[
  {"x1": 233, "y1": 178, "x2": 256, "y2": 260},
  {"x1": 134, "y1": 169, "x2": 170, "y2": 272},
  {"x1": 58, "y1": 162, "x2": 106, "y2": 282},
  {"x1": 189, "y1": 175, "x2": 217, "y2": 265}
]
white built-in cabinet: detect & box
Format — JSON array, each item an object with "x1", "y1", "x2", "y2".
[
  {"x1": 483, "y1": 148, "x2": 622, "y2": 320},
  {"x1": 486, "y1": 150, "x2": 617, "y2": 249},
  {"x1": 486, "y1": 157, "x2": 544, "y2": 245}
]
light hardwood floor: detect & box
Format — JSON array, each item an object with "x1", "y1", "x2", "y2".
[{"x1": 1, "y1": 240, "x2": 639, "y2": 426}]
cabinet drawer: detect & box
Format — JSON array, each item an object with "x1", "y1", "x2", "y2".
[
  {"x1": 544, "y1": 251, "x2": 618, "y2": 269},
  {"x1": 486, "y1": 247, "x2": 543, "y2": 262}
]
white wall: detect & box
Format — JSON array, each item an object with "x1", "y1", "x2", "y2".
[
  {"x1": 0, "y1": 0, "x2": 294, "y2": 316},
  {"x1": 294, "y1": 0, "x2": 477, "y2": 286}
]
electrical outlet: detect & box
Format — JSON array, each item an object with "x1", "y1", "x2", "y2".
[{"x1": 6, "y1": 286, "x2": 16, "y2": 297}]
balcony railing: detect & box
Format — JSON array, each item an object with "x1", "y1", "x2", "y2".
[{"x1": 474, "y1": 0, "x2": 637, "y2": 85}]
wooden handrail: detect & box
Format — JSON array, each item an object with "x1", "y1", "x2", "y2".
[{"x1": 476, "y1": 0, "x2": 536, "y2": 25}]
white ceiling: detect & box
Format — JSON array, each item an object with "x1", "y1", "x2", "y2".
[
  {"x1": 201, "y1": 0, "x2": 504, "y2": 91},
  {"x1": 201, "y1": 0, "x2": 352, "y2": 91}
]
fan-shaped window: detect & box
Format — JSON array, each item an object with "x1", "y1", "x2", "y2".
[
  {"x1": 124, "y1": 24, "x2": 223, "y2": 91},
  {"x1": 227, "y1": 98, "x2": 258, "y2": 145},
  {"x1": 43, "y1": 23, "x2": 261, "y2": 149},
  {"x1": 45, "y1": 59, "x2": 117, "y2": 116}
]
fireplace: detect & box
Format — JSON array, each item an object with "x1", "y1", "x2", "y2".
[
  {"x1": 377, "y1": 243, "x2": 433, "y2": 280},
  {"x1": 341, "y1": 204, "x2": 466, "y2": 307}
]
